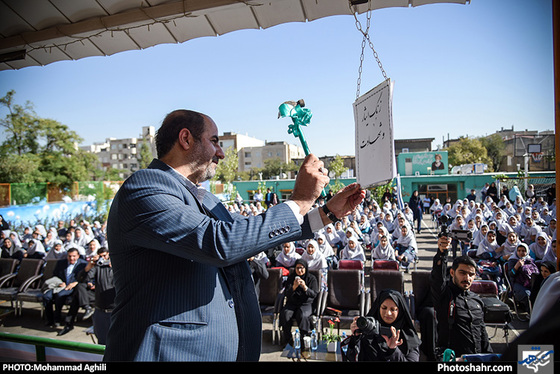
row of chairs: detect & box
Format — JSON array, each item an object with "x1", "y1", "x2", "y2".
[
  {"x1": 260, "y1": 263, "x2": 515, "y2": 347},
  {"x1": 259, "y1": 261, "x2": 405, "y2": 344},
  {"x1": 0, "y1": 258, "x2": 58, "y2": 317}
]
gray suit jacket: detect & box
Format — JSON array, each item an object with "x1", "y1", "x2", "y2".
[{"x1": 103, "y1": 159, "x2": 313, "y2": 361}]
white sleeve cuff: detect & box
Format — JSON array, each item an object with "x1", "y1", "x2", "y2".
[
  {"x1": 284, "y1": 201, "x2": 323, "y2": 233},
  {"x1": 284, "y1": 200, "x2": 304, "y2": 225}
]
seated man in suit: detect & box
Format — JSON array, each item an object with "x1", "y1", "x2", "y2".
[
  {"x1": 43, "y1": 247, "x2": 88, "y2": 331},
  {"x1": 103, "y1": 109, "x2": 365, "y2": 362}
]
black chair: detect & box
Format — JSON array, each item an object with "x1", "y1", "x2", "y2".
[
  {"x1": 471, "y1": 279, "x2": 513, "y2": 344},
  {"x1": 0, "y1": 258, "x2": 18, "y2": 282},
  {"x1": 258, "y1": 267, "x2": 284, "y2": 344},
  {"x1": 369, "y1": 269, "x2": 404, "y2": 307},
  {"x1": 15, "y1": 260, "x2": 58, "y2": 317},
  {"x1": 0, "y1": 258, "x2": 44, "y2": 309},
  {"x1": 411, "y1": 270, "x2": 437, "y2": 361},
  {"x1": 318, "y1": 269, "x2": 366, "y2": 335},
  {"x1": 275, "y1": 268, "x2": 326, "y2": 344},
  {"x1": 501, "y1": 262, "x2": 532, "y2": 320}
]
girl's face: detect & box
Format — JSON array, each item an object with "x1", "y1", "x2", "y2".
[
  {"x1": 540, "y1": 266, "x2": 552, "y2": 279},
  {"x1": 517, "y1": 246, "x2": 528, "y2": 258},
  {"x1": 380, "y1": 236, "x2": 388, "y2": 246},
  {"x1": 537, "y1": 236, "x2": 546, "y2": 246},
  {"x1": 282, "y1": 243, "x2": 292, "y2": 254},
  {"x1": 508, "y1": 232, "x2": 517, "y2": 244},
  {"x1": 481, "y1": 226, "x2": 488, "y2": 235},
  {"x1": 307, "y1": 244, "x2": 316, "y2": 255},
  {"x1": 348, "y1": 240, "x2": 356, "y2": 249},
  {"x1": 380, "y1": 298, "x2": 399, "y2": 325},
  {"x1": 317, "y1": 237, "x2": 324, "y2": 245},
  {"x1": 487, "y1": 232, "x2": 496, "y2": 242}
]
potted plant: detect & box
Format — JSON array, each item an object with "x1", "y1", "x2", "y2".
[{"x1": 323, "y1": 317, "x2": 341, "y2": 352}]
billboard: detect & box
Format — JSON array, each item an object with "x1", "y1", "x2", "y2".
[{"x1": 397, "y1": 151, "x2": 448, "y2": 176}]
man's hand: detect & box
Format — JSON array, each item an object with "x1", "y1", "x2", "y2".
[
  {"x1": 321, "y1": 183, "x2": 365, "y2": 225},
  {"x1": 290, "y1": 154, "x2": 330, "y2": 215}
]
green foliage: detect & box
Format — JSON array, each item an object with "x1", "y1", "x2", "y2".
[
  {"x1": 479, "y1": 134, "x2": 505, "y2": 172},
  {"x1": 445, "y1": 137, "x2": 492, "y2": 170},
  {"x1": 213, "y1": 146, "x2": 239, "y2": 183},
  {"x1": 0, "y1": 90, "x2": 98, "y2": 189}
]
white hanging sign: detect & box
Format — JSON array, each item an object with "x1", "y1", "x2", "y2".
[{"x1": 353, "y1": 79, "x2": 396, "y2": 188}]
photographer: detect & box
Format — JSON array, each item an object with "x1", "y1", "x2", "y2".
[
  {"x1": 77, "y1": 247, "x2": 115, "y2": 344},
  {"x1": 431, "y1": 230, "x2": 492, "y2": 357},
  {"x1": 343, "y1": 289, "x2": 421, "y2": 361}
]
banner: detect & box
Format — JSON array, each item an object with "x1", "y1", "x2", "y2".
[{"x1": 353, "y1": 79, "x2": 396, "y2": 188}]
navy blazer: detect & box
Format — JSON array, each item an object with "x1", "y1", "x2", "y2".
[
  {"x1": 103, "y1": 159, "x2": 314, "y2": 361},
  {"x1": 53, "y1": 257, "x2": 88, "y2": 285}
]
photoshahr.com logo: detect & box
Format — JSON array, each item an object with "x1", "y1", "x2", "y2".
[{"x1": 518, "y1": 345, "x2": 554, "y2": 374}]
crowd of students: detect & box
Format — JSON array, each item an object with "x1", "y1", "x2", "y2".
[
  {"x1": 1, "y1": 217, "x2": 107, "y2": 263},
  {"x1": 0, "y1": 182, "x2": 557, "y2": 361}
]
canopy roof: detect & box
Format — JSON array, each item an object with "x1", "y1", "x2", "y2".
[{"x1": 0, "y1": 0, "x2": 468, "y2": 71}]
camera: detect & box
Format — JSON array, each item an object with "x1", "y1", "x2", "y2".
[
  {"x1": 438, "y1": 216, "x2": 472, "y2": 241},
  {"x1": 356, "y1": 316, "x2": 392, "y2": 337}
]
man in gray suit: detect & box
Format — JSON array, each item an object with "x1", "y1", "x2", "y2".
[{"x1": 103, "y1": 109, "x2": 364, "y2": 361}]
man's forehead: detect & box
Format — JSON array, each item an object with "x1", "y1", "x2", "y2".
[
  {"x1": 202, "y1": 116, "x2": 219, "y2": 135},
  {"x1": 456, "y1": 264, "x2": 475, "y2": 272}
]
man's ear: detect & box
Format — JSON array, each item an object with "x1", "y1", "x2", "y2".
[{"x1": 177, "y1": 128, "x2": 193, "y2": 151}]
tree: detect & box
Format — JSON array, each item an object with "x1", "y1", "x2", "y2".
[
  {"x1": 445, "y1": 137, "x2": 492, "y2": 169},
  {"x1": 327, "y1": 154, "x2": 348, "y2": 193},
  {"x1": 138, "y1": 139, "x2": 153, "y2": 169},
  {"x1": 0, "y1": 90, "x2": 97, "y2": 188},
  {"x1": 260, "y1": 158, "x2": 298, "y2": 180},
  {"x1": 480, "y1": 134, "x2": 505, "y2": 172},
  {"x1": 213, "y1": 146, "x2": 239, "y2": 183}
]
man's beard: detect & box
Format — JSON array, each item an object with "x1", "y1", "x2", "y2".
[{"x1": 198, "y1": 156, "x2": 219, "y2": 182}]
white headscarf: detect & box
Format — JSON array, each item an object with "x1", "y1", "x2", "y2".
[
  {"x1": 302, "y1": 239, "x2": 328, "y2": 270},
  {"x1": 529, "y1": 232, "x2": 550, "y2": 260},
  {"x1": 396, "y1": 226, "x2": 417, "y2": 249},
  {"x1": 276, "y1": 242, "x2": 301, "y2": 268},
  {"x1": 341, "y1": 236, "x2": 365, "y2": 262},
  {"x1": 372, "y1": 237, "x2": 396, "y2": 261}
]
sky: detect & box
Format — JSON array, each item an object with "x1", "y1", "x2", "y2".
[{"x1": 0, "y1": 0, "x2": 554, "y2": 158}]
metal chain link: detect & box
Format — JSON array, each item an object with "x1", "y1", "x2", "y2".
[{"x1": 351, "y1": 2, "x2": 388, "y2": 99}]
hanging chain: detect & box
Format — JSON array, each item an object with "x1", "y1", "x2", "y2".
[{"x1": 352, "y1": 2, "x2": 388, "y2": 99}]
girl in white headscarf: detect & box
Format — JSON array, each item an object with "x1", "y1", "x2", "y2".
[
  {"x1": 302, "y1": 240, "x2": 328, "y2": 271},
  {"x1": 475, "y1": 230, "x2": 499, "y2": 259},
  {"x1": 340, "y1": 236, "x2": 366, "y2": 262},
  {"x1": 471, "y1": 223, "x2": 488, "y2": 249},
  {"x1": 275, "y1": 242, "x2": 301, "y2": 269},
  {"x1": 372, "y1": 235, "x2": 396, "y2": 262},
  {"x1": 394, "y1": 225, "x2": 417, "y2": 271},
  {"x1": 497, "y1": 231, "x2": 521, "y2": 261},
  {"x1": 506, "y1": 243, "x2": 539, "y2": 318},
  {"x1": 529, "y1": 232, "x2": 551, "y2": 260},
  {"x1": 372, "y1": 225, "x2": 389, "y2": 249},
  {"x1": 25, "y1": 239, "x2": 46, "y2": 259},
  {"x1": 383, "y1": 212, "x2": 395, "y2": 233},
  {"x1": 323, "y1": 224, "x2": 342, "y2": 251},
  {"x1": 45, "y1": 240, "x2": 67, "y2": 260}
]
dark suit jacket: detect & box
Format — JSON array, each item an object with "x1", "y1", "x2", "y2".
[
  {"x1": 103, "y1": 159, "x2": 314, "y2": 361},
  {"x1": 53, "y1": 258, "x2": 88, "y2": 285}
]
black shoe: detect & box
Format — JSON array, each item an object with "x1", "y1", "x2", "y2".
[
  {"x1": 82, "y1": 307, "x2": 94, "y2": 320},
  {"x1": 57, "y1": 325, "x2": 74, "y2": 336}
]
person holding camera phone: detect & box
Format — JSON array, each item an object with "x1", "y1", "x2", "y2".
[
  {"x1": 279, "y1": 259, "x2": 319, "y2": 346},
  {"x1": 343, "y1": 289, "x2": 421, "y2": 361},
  {"x1": 431, "y1": 230, "x2": 493, "y2": 358}
]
